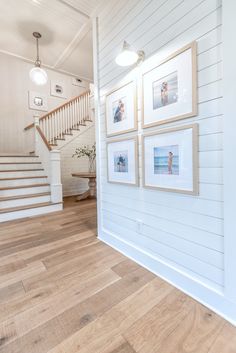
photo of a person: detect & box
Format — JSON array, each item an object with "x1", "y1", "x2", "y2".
[
  {"x1": 168, "y1": 151, "x2": 173, "y2": 174},
  {"x1": 153, "y1": 72, "x2": 178, "y2": 110},
  {"x1": 113, "y1": 97, "x2": 127, "y2": 123},
  {"x1": 114, "y1": 150, "x2": 128, "y2": 173},
  {"x1": 154, "y1": 145, "x2": 179, "y2": 175},
  {"x1": 161, "y1": 81, "x2": 168, "y2": 106}
]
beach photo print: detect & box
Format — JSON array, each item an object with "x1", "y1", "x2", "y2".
[
  {"x1": 143, "y1": 124, "x2": 198, "y2": 194},
  {"x1": 107, "y1": 137, "x2": 138, "y2": 186},
  {"x1": 142, "y1": 42, "x2": 197, "y2": 127}
]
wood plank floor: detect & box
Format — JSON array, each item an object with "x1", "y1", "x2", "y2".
[{"x1": 0, "y1": 197, "x2": 235, "y2": 353}]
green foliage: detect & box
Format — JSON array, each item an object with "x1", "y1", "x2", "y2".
[{"x1": 72, "y1": 143, "x2": 96, "y2": 160}]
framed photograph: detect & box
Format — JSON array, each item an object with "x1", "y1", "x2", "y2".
[
  {"x1": 142, "y1": 42, "x2": 197, "y2": 128},
  {"x1": 105, "y1": 80, "x2": 137, "y2": 137},
  {"x1": 107, "y1": 137, "x2": 138, "y2": 186},
  {"x1": 50, "y1": 80, "x2": 67, "y2": 99},
  {"x1": 72, "y1": 77, "x2": 87, "y2": 88},
  {"x1": 143, "y1": 124, "x2": 198, "y2": 195},
  {"x1": 28, "y1": 91, "x2": 48, "y2": 112}
]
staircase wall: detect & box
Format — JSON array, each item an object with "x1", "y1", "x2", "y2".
[
  {"x1": 60, "y1": 124, "x2": 95, "y2": 197},
  {"x1": 0, "y1": 52, "x2": 90, "y2": 154}
]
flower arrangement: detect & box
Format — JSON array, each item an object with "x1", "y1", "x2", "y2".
[{"x1": 72, "y1": 143, "x2": 96, "y2": 173}]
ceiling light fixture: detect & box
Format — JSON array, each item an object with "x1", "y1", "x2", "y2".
[
  {"x1": 29, "y1": 32, "x2": 48, "y2": 85},
  {"x1": 115, "y1": 41, "x2": 145, "y2": 67}
]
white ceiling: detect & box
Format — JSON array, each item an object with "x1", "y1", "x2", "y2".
[{"x1": 0, "y1": 0, "x2": 101, "y2": 81}]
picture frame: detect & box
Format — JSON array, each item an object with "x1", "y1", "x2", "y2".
[
  {"x1": 142, "y1": 42, "x2": 197, "y2": 128},
  {"x1": 107, "y1": 136, "x2": 139, "y2": 186},
  {"x1": 72, "y1": 77, "x2": 87, "y2": 88},
  {"x1": 142, "y1": 124, "x2": 198, "y2": 195},
  {"x1": 105, "y1": 80, "x2": 137, "y2": 137},
  {"x1": 50, "y1": 80, "x2": 67, "y2": 99},
  {"x1": 28, "y1": 91, "x2": 48, "y2": 112}
]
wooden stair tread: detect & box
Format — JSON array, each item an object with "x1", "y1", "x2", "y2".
[
  {"x1": 0, "y1": 162, "x2": 42, "y2": 165},
  {"x1": 0, "y1": 192, "x2": 50, "y2": 202},
  {"x1": 0, "y1": 169, "x2": 44, "y2": 173},
  {"x1": 0, "y1": 155, "x2": 39, "y2": 158},
  {"x1": 0, "y1": 176, "x2": 47, "y2": 181},
  {"x1": 0, "y1": 201, "x2": 62, "y2": 214},
  {"x1": 0, "y1": 183, "x2": 50, "y2": 191}
]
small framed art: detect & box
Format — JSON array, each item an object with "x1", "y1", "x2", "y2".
[
  {"x1": 142, "y1": 124, "x2": 198, "y2": 195},
  {"x1": 51, "y1": 80, "x2": 67, "y2": 99},
  {"x1": 107, "y1": 137, "x2": 138, "y2": 186},
  {"x1": 28, "y1": 91, "x2": 48, "y2": 112},
  {"x1": 142, "y1": 42, "x2": 197, "y2": 128},
  {"x1": 105, "y1": 80, "x2": 137, "y2": 137}
]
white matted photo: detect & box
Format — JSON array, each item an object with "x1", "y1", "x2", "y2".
[
  {"x1": 50, "y1": 80, "x2": 67, "y2": 99},
  {"x1": 106, "y1": 80, "x2": 137, "y2": 137},
  {"x1": 107, "y1": 137, "x2": 138, "y2": 186},
  {"x1": 143, "y1": 124, "x2": 198, "y2": 194},
  {"x1": 142, "y1": 42, "x2": 197, "y2": 127},
  {"x1": 28, "y1": 91, "x2": 48, "y2": 112}
]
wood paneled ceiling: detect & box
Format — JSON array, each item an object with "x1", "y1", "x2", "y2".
[{"x1": 0, "y1": 0, "x2": 102, "y2": 81}]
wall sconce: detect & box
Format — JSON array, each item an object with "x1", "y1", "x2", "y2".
[{"x1": 115, "y1": 41, "x2": 145, "y2": 67}]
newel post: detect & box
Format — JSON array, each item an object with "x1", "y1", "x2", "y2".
[{"x1": 50, "y1": 150, "x2": 63, "y2": 203}]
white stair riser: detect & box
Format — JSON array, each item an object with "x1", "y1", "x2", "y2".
[
  {"x1": 0, "y1": 178, "x2": 48, "y2": 188},
  {"x1": 0, "y1": 163, "x2": 42, "y2": 171},
  {"x1": 0, "y1": 195, "x2": 51, "y2": 209},
  {"x1": 0, "y1": 203, "x2": 63, "y2": 223},
  {"x1": 0, "y1": 157, "x2": 40, "y2": 163},
  {"x1": 0, "y1": 185, "x2": 50, "y2": 197},
  {"x1": 0, "y1": 170, "x2": 45, "y2": 178}
]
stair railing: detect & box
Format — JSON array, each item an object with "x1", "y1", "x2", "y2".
[{"x1": 25, "y1": 90, "x2": 91, "y2": 146}]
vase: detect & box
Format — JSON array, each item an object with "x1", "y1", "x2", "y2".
[{"x1": 88, "y1": 157, "x2": 96, "y2": 173}]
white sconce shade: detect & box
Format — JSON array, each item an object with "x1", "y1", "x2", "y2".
[
  {"x1": 115, "y1": 41, "x2": 145, "y2": 67},
  {"x1": 29, "y1": 67, "x2": 48, "y2": 85}
]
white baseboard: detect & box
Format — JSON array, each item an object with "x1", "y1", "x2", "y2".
[{"x1": 99, "y1": 227, "x2": 236, "y2": 326}]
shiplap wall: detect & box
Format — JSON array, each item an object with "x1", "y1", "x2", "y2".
[{"x1": 96, "y1": 0, "x2": 223, "y2": 293}]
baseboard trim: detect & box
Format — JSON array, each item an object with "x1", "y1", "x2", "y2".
[{"x1": 99, "y1": 227, "x2": 236, "y2": 326}]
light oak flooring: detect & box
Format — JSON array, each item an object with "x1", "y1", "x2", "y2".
[{"x1": 0, "y1": 197, "x2": 235, "y2": 353}]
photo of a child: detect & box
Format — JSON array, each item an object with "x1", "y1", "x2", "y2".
[
  {"x1": 114, "y1": 150, "x2": 128, "y2": 173},
  {"x1": 112, "y1": 97, "x2": 127, "y2": 123},
  {"x1": 154, "y1": 145, "x2": 179, "y2": 175}
]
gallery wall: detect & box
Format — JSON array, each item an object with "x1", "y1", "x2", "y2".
[
  {"x1": 93, "y1": 0, "x2": 236, "y2": 322},
  {"x1": 0, "y1": 53, "x2": 89, "y2": 153}
]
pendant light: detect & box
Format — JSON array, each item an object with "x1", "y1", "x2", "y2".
[
  {"x1": 29, "y1": 32, "x2": 48, "y2": 85},
  {"x1": 115, "y1": 41, "x2": 145, "y2": 67}
]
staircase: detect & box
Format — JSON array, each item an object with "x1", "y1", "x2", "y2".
[
  {"x1": 0, "y1": 154, "x2": 62, "y2": 222},
  {"x1": 0, "y1": 89, "x2": 93, "y2": 223},
  {"x1": 24, "y1": 90, "x2": 92, "y2": 149}
]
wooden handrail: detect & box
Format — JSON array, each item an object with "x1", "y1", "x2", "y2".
[
  {"x1": 36, "y1": 126, "x2": 52, "y2": 151},
  {"x1": 24, "y1": 90, "x2": 90, "y2": 131}
]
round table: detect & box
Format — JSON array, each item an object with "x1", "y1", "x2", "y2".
[{"x1": 72, "y1": 172, "x2": 96, "y2": 201}]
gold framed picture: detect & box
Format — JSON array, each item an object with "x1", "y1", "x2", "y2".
[
  {"x1": 105, "y1": 80, "x2": 137, "y2": 137},
  {"x1": 142, "y1": 124, "x2": 199, "y2": 195},
  {"x1": 142, "y1": 42, "x2": 197, "y2": 128},
  {"x1": 107, "y1": 136, "x2": 139, "y2": 186}
]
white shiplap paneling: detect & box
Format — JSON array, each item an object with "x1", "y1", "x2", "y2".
[{"x1": 96, "y1": 0, "x2": 223, "y2": 292}]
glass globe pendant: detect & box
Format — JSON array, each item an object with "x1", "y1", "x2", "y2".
[{"x1": 30, "y1": 32, "x2": 48, "y2": 85}]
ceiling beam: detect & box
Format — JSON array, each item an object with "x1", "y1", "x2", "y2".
[
  {"x1": 0, "y1": 49, "x2": 93, "y2": 82},
  {"x1": 56, "y1": 0, "x2": 90, "y2": 19},
  {"x1": 53, "y1": 21, "x2": 91, "y2": 69}
]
